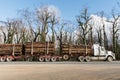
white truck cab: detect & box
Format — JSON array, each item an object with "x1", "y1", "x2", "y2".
[{"x1": 92, "y1": 44, "x2": 115, "y2": 61}]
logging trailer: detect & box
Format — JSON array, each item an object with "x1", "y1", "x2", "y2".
[{"x1": 0, "y1": 42, "x2": 115, "y2": 62}]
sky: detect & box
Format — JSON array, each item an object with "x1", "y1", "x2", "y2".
[{"x1": 0, "y1": 0, "x2": 120, "y2": 22}]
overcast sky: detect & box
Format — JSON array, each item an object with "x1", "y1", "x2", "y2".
[{"x1": 0, "y1": 0, "x2": 120, "y2": 21}]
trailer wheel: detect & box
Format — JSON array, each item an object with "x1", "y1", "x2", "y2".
[
  {"x1": 107, "y1": 56, "x2": 113, "y2": 62},
  {"x1": 26, "y1": 58, "x2": 30, "y2": 61},
  {"x1": 85, "y1": 56, "x2": 91, "y2": 62},
  {"x1": 78, "y1": 56, "x2": 84, "y2": 62},
  {"x1": 63, "y1": 55, "x2": 69, "y2": 61},
  {"x1": 45, "y1": 57, "x2": 51, "y2": 62},
  {"x1": 0, "y1": 57, "x2": 6, "y2": 62},
  {"x1": 39, "y1": 57, "x2": 44, "y2": 62},
  {"x1": 51, "y1": 57, "x2": 57, "y2": 62},
  {"x1": 6, "y1": 56, "x2": 13, "y2": 62}
]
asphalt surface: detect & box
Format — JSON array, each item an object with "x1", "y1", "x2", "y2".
[
  {"x1": 0, "y1": 61, "x2": 119, "y2": 65},
  {"x1": 0, "y1": 61, "x2": 119, "y2": 80}
]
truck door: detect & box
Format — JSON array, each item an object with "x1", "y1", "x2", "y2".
[{"x1": 99, "y1": 47, "x2": 106, "y2": 56}]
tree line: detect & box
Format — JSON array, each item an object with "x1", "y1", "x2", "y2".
[{"x1": 0, "y1": 5, "x2": 120, "y2": 60}]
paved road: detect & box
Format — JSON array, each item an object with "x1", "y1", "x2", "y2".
[
  {"x1": 0, "y1": 61, "x2": 119, "y2": 80},
  {"x1": 0, "y1": 61, "x2": 120, "y2": 65}
]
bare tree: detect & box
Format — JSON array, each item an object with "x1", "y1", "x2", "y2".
[
  {"x1": 19, "y1": 8, "x2": 37, "y2": 42},
  {"x1": 96, "y1": 27, "x2": 103, "y2": 46},
  {"x1": 100, "y1": 12, "x2": 108, "y2": 49},
  {"x1": 50, "y1": 16, "x2": 59, "y2": 42},
  {"x1": 0, "y1": 19, "x2": 28, "y2": 44},
  {"x1": 107, "y1": 11, "x2": 120, "y2": 53},
  {"x1": 36, "y1": 6, "x2": 51, "y2": 42},
  {"x1": 36, "y1": 5, "x2": 60, "y2": 42},
  {"x1": 76, "y1": 8, "x2": 92, "y2": 45},
  {"x1": 12, "y1": 20, "x2": 26, "y2": 44},
  {"x1": 63, "y1": 22, "x2": 76, "y2": 44},
  {"x1": 1, "y1": 20, "x2": 18, "y2": 43},
  {"x1": 57, "y1": 24, "x2": 65, "y2": 55},
  {"x1": 87, "y1": 23, "x2": 93, "y2": 45}
]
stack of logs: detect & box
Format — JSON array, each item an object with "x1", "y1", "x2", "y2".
[
  {"x1": 62, "y1": 44, "x2": 93, "y2": 54},
  {"x1": 25, "y1": 42, "x2": 55, "y2": 54},
  {"x1": 0, "y1": 44, "x2": 23, "y2": 55},
  {"x1": 0, "y1": 42, "x2": 93, "y2": 55}
]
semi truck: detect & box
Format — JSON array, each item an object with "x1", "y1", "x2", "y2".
[
  {"x1": 0, "y1": 42, "x2": 115, "y2": 62},
  {"x1": 62, "y1": 44, "x2": 115, "y2": 62}
]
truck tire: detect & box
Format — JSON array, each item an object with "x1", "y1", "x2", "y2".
[
  {"x1": 51, "y1": 57, "x2": 57, "y2": 62},
  {"x1": 45, "y1": 57, "x2": 51, "y2": 62},
  {"x1": 6, "y1": 56, "x2": 13, "y2": 62},
  {"x1": 0, "y1": 57, "x2": 6, "y2": 62},
  {"x1": 85, "y1": 56, "x2": 91, "y2": 62},
  {"x1": 107, "y1": 56, "x2": 113, "y2": 62},
  {"x1": 39, "y1": 56, "x2": 44, "y2": 62},
  {"x1": 63, "y1": 55, "x2": 69, "y2": 61},
  {"x1": 78, "y1": 56, "x2": 84, "y2": 62}
]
